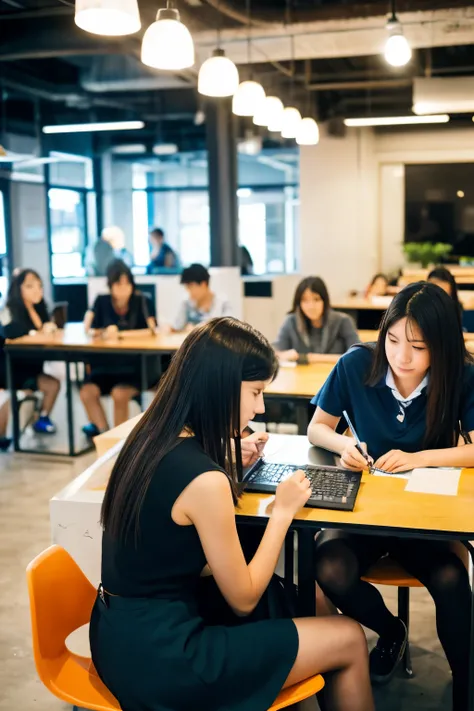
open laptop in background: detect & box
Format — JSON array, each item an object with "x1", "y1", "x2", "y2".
[{"x1": 242, "y1": 437, "x2": 362, "y2": 512}]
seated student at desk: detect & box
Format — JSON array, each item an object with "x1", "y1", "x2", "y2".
[
  {"x1": 428, "y1": 266, "x2": 463, "y2": 318},
  {"x1": 172, "y1": 263, "x2": 233, "y2": 331},
  {"x1": 308, "y1": 282, "x2": 474, "y2": 710},
  {"x1": 90, "y1": 317, "x2": 373, "y2": 711},
  {"x1": 274, "y1": 276, "x2": 359, "y2": 363},
  {"x1": 80, "y1": 260, "x2": 157, "y2": 436},
  {"x1": 0, "y1": 269, "x2": 60, "y2": 435}
]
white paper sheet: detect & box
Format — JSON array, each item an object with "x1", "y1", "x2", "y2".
[
  {"x1": 404, "y1": 468, "x2": 461, "y2": 496},
  {"x1": 278, "y1": 360, "x2": 297, "y2": 368},
  {"x1": 371, "y1": 468, "x2": 412, "y2": 480}
]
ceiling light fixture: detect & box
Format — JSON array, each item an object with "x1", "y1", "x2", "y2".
[
  {"x1": 344, "y1": 114, "x2": 450, "y2": 127},
  {"x1": 296, "y1": 117, "x2": 319, "y2": 145},
  {"x1": 141, "y1": 1, "x2": 194, "y2": 70},
  {"x1": 232, "y1": 0, "x2": 265, "y2": 116},
  {"x1": 281, "y1": 106, "x2": 301, "y2": 138},
  {"x1": 253, "y1": 96, "x2": 284, "y2": 128},
  {"x1": 74, "y1": 0, "x2": 141, "y2": 36},
  {"x1": 384, "y1": 1, "x2": 411, "y2": 67},
  {"x1": 198, "y1": 48, "x2": 239, "y2": 97},
  {"x1": 42, "y1": 120, "x2": 145, "y2": 134}
]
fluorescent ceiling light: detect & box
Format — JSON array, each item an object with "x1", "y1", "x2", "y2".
[
  {"x1": 344, "y1": 115, "x2": 450, "y2": 127},
  {"x1": 42, "y1": 120, "x2": 145, "y2": 134}
]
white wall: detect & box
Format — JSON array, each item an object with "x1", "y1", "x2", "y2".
[
  {"x1": 299, "y1": 124, "x2": 474, "y2": 299},
  {"x1": 299, "y1": 125, "x2": 377, "y2": 300}
]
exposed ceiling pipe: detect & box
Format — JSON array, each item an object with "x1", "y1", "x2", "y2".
[
  {"x1": 201, "y1": 0, "x2": 279, "y2": 28},
  {"x1": 306, "y1": 78, "x2": 413, "y2": 91}
]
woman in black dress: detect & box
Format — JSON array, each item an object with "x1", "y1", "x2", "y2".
[
  {"x1": 0, "y1": 269, "x2": 60, "y2": 437},
  {"x1": 90, "y1": 317, "x2": 373, "y2": 711},
  {"x1": 80, "y1": 259, "x2": 157, "y2": 436}
]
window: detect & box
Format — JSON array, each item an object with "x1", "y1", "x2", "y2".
[
  {"x1": 238, "y1": 187, "x2": 299, "y2": 274},
  {"x1": 49, "y1": 188, "x2": 86, "y2": 278}
]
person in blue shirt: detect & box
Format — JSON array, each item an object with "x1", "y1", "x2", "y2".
[
  {"x1": 308, "y1": 282, "x2": 474, "y2": 711},
  {"x1": 146, "y1": 227, "x2": 180, "y2": 273}
]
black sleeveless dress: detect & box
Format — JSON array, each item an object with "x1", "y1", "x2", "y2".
[{"x1": 89, "y1": 437, "x2": 299, "y2": 711}]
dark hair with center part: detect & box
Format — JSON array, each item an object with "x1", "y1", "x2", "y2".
[
  {"x1": 290, "y1": 276, "x2": 330, "y2": 330},
  {"x1": 367, "y1": 281, "x2": 471, "y2": 449},
  {"x1": 106, "y1": 259, "x2": 136, "y2": 292},
  {"x1": 101, "y1": 317, "x2": 279, "y2": 542}
]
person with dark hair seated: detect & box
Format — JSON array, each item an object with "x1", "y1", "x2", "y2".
[
  {"x1": 172, "y1": 263, "x2": 233, "y2": 331},
  {"x1": 81, "y1": 260, "x2": 157, "y2": 436},
  {"x1": 275, "y1": 276, "x2": 359, "y2": 364},
  {"x1": 146, "y1": 227, "x2": 180, "y2": 273},
  {"x1": 428, "y1": 266, "x2": 463, "y2": 320},
  {"x1": 0, "y1": 268, "x2": 60, "y2": 436}
]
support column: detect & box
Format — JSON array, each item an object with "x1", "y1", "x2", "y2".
[{"x1": 205, "y1": 97, "x2": 239, "y2": 267}]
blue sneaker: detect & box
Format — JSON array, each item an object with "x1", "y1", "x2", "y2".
[
  {"x1": 33, "y1": 415, "x2": 57, "y2": 434},
  {"x1": 0, "y1": 437, "x2": 11, "y2": 451},
  {"x1": 82, "y1": 422, "x2": 101, "y2": 438}
]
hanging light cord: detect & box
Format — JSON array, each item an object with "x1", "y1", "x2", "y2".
[{"x1": 389, "y1": 0, "x2": 397, "y2": 23}]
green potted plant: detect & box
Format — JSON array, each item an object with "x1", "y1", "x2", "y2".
[{"x1": 402, "y1": 242, "x2": 453, "y2": 269}]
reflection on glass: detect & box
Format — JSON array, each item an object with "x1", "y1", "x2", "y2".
[{"x1": 49, "y1": 188, "x2": 86, "y2": 277}]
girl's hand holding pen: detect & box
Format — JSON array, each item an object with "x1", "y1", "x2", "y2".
[{"x1": 340, "y1": 439, "x2": 374, "y2": 471}]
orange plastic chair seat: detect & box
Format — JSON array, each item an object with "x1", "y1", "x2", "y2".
[
  {"x1": 271, "y1": 674, "x2": 325, "y2": 710},
  {"x1": 27, "y1": 545, "x2": 324, "y2": 711},
  {"x1": 362, "y1": 556, "x2": 423, "y2": 588}
]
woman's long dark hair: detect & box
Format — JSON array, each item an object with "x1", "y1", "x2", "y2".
[
  {"x1": 291, "y1": 276, "x2": 330, "y2": 332},
  {"x1": 6, "y1": 269, "x2": 49, "y2": 323},
  {"x1": 367, "y1": 281, "x2": 472, "y2": 449},
  {"x1": 101, "y1": 317, "x2": 279, "y2": 542},
  {"x1": 428, "y1": 266, "x2": 462, "y2": 314}
]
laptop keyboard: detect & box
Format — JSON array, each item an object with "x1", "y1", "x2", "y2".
[{"x1": 248, "y1": 463, "x2": 359, "y2": 505}]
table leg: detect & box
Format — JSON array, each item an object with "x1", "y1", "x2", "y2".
[
  {"x1": 6, "y1": 350, "x2": 20, "y2": 452},
  {"x1": 65, "y1": 359, "x2": 75, "y2": 457},
  {"x1": 296, "y1": 528, "x2": 316, "y2": 617},
  {"x1": 466, "y1": 542, "x2": 474, "y2": 711},
  {"x1": 295, "y1": 402, "x2": 308, "y2": 435}
]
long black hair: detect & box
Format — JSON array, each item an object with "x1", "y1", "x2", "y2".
[
  {"x1": 101, "y1": 317, "x2": 279, "y2": 542},
  {"x1": 367, "y1": 281, "x2": 472, "y2": 449},
  {"x1": 291, "y1": 276, "x2": 330, "y2": 331},
  {"x1": 6, "y1": 269, "x2": 49, "y2": 324},
  {"x1": 428, "y1": 266, "x2": 462, "y2": 314}
]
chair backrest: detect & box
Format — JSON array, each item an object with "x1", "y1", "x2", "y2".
[{"x1": 26, "y1": 545, "x2": 96, "y2": 671}]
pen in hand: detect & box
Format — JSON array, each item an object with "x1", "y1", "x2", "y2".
[{"x1": 342, "y1": 410, "x2": 374, "y2": 470}]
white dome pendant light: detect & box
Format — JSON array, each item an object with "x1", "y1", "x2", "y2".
[
  {"x1": 198, "y1": 48, "x2": 239, "y2": 97},
  {"x1": 232, "y1": 0, "x2": 265, "y2": 116},
  {"x1": 384, "y1": 0, "x2": 412, "y2": 67},
  {"x1": 255, "y1": 96, "x2": 284, "y2": 129},
  {"x1": 296, "y1": 117, "x2": 319, "y2": 145},
  {"x1": 75, "y1": 0, "x2": 141, "y2": 36},
  {"x1": 280, "y1": 26, "x2": 301, "y2": 139},
  {"x1": 141, "y1": 1, "x2": 194, "y2": 70}
]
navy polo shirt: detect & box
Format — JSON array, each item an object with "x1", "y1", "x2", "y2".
[{"x1": 311, "y1": 345, "x2": 474, "y2": 461}]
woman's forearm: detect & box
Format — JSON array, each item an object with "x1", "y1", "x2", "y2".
[
  {"x1": 421, "y1": 444, "x2": 474, "y2": 468},
  {"x1": 308, "y1": 421, "x2": 352, "y2": 454}
]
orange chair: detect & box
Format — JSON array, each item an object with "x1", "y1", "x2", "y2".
[
  {"x1": 362, "y1": 556, "x2": 423, "y2": 677},
  {"x1": 27, "y1": 546, "x2": 324, "y2": 711}
]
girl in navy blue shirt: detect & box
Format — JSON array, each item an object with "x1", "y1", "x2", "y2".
[{"x1": 309, "y1": 282, "x2": 474, "y2": 711}]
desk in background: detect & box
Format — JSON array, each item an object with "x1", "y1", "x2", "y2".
[
  {"x1": 5, "y1": 325, "x2": 187, "y2": 456},
  {"x1": 51, "y1": 427, "x2": 474, "y2": 709}
]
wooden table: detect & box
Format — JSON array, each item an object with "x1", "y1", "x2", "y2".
[{"x1": 4, "y1": 324, "x2": 187, "y2": 456}]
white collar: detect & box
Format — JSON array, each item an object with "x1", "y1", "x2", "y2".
[{"x1": 386, "y1": 368, "x2": 429, "y2": 404}]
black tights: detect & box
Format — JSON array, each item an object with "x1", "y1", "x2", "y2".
[{"x1": 314, "y1": 531, "x2": 471, "y2": 711}]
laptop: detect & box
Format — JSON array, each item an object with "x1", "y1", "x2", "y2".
[{"x1": 242, "y1": 446, "x2": 362, "y2": 512}]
